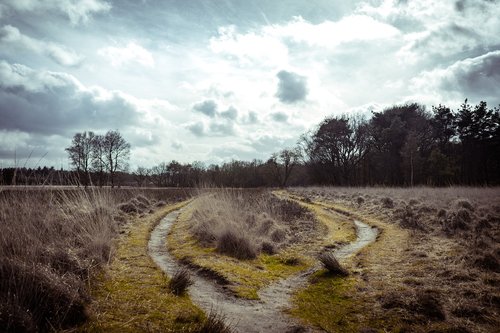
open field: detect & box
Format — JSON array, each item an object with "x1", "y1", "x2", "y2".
[{"x1": 0, "y1": 186, "x2": 498, "y2": 332}]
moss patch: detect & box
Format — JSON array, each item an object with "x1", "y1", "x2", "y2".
[{"x1": 79, "y1": 200, "x2": 204, "y2": 332}]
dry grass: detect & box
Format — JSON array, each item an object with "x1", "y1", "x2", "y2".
[
  {"x1": 318, "y1": 252, "x2": 349, "y2": 276},
  {"x1": 79, "y1": 200, "x2": 205, "y2": 332},
  {"x1": 169, "y1": 268, "x2": 194, "y2": 296},
  {"x1": 189, "y1": 189, "x2": 318, "y2": 260},
  {"x1": 0, "y1": 188, "x2": 118, "y2": 332},
  {"x1": 291, "y1": 187, "x2": 500, "y2": 332},
  {"x1": 167, "y1": 190, "x2": 333, "y2": 299},
  {"x1": 0, "y1": 187, "x2": 193, "y2": 332}
]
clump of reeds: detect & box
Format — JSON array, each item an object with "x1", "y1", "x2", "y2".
[
  {"x1": 196, "y1": 310, "x2": 232, "y2": 333},
  {"x1": 168, "y1": 268, "x2": 193, "y2": 295},
  {"x1": 318, "y1": 252, "x2": 349, "y2": 276}
]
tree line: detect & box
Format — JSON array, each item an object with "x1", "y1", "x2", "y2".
[{"x1": 1, "y1": 100, "x2": 498, "y2": 187}]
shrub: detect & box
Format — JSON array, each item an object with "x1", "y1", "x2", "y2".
[
  {"x1": 168, "y1": 268, "x2": 193, "y2": 296},
  {"x1": 216, "y1": 230, "x2": 257, "y2": 260},
  {"x1": 318, "y1": 252, "x2": 348, "y2": 276}
]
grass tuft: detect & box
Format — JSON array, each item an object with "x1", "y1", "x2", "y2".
[
  {"x1": 216, "y1": 230, "x2": 257, "y2": 260},
  {"x1": 168, "y1": 268, "x2": 194, "y2": 295},
  {"x1": 196, "y1": 310, "x2": 232, "y2": 333},
  {"x1": 318, "y1": 252, "x2": 348, "y2": 276}
]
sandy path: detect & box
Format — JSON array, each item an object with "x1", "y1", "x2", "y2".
[{"x1": 148, "y1": 207, "x2": 378, "y2": 333}]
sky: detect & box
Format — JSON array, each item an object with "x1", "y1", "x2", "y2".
[{"x1": 1, "y1": 0, "x2": 499, "y2": 170}]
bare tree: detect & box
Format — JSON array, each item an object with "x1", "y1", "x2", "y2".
[
  {"x1": 102, "y1": 130, "x2": 131, "y2": 187},
  {"x1": 269, "y1": 147, "x2": 302, "y2": 187},
  {"x1": 65, "y1": 131, "x2": 96, "y2": 186},
  {"x1": 133, "y1": 166, "x2": 150, "y2": 187}
]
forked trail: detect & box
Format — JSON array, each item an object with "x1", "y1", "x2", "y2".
[{"x1": 148, "y1": 200, "x2": 378, "y2": 333}]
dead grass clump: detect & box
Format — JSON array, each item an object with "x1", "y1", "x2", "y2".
[
  {"x1": 395, "y1": 205, "x2": 422, "y2": 230},
  {"x1": 381, "y1": 197, "x2": 394, "y2": 208},
  {"x1": 454, "y1": 199, "x2": 474, "y2": 211},
  {"x1": 0, "y1": 258, "x2": 88, "y2": 331},
  {"x1": 261, "y1": 241, "x2": 276, "y2": 255},
  {"x1": 412, "y1": 292, "x2": 446, "y2": 321},
  {"x1": 196, "y1": 310, "x2": 232, "y2": 333},
  {"x1": 118, "y1": 201, "x2": 139, "y2": 214},
  {"x1": 270, "y1": 228, "x2": 287, "y2": 242},
  {"x1": 135, "y1": 194, "x2": 150, "y2": 206},
  {"x1": 189, "y1": 190, "x2": 318, "y2": 260},
  {"x1": 168, "y1": 268, "x2": 193, "y2": 296},
  {"x1": 216, "y1": 230, "x2": 258, "y2": 260},
  {"x1": 318, "y1": 252, "x2": 348, "y2": 276},
  {"x1": 473, "y1": 252, "x2": 500, "y2": 272},
  {"x1": 445, "y1": 209, "x2": 472, "y2": 231}
]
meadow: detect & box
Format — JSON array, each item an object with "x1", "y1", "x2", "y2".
[{"x1": 0, "y1": 186, "x2": 498, "y2": 332}]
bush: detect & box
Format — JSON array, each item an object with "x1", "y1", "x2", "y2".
[
  {"x1": 168, "y1": 268, "x2": 193, "y2": 296},
  {"x1": 318, "y1": 252, "x2": 348, "y2": 276},
  {"x1": 216, "y1": 230, "x2": 257, "y2": 260}
]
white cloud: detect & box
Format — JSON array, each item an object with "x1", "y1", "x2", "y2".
[
  {"x1": 98, "y1": 42, "x2": 155, "y2": 68},
  {"x1": 411, "y1": 51, "x2": 500, "y2": 105},
  {"x1": 0, "y1": 25, "x2": 84, "y2": 67},
  {"x1": 3, "y1": 0, "x2": 111, "y2": 25}
]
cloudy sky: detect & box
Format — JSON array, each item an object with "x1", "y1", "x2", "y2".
[{"x1": 1, "y1": 0, "x2": 499, "y2": 169}]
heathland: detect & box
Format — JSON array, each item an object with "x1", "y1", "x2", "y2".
[{"x1": 0, "y1": 186, "x2": 498, "y2": 333}]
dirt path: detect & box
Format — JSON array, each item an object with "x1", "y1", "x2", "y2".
[{"x1": 149, "y1": 204, "x2": 378, "y2": 333}]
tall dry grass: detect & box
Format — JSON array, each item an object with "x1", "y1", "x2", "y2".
[
  {"x1": 190, "y1": 189, "x2": 318, "y2": 259},
  {"x1": 0, "y1": 188, "x2": 119, "y2": 332}
]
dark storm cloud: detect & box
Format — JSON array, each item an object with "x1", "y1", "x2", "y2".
[
  {"x1": 275, "y1": 70, "x2": 308, "y2": 104},
  {"x1": 192, "y1": 99, "x2": 217, "y2": 117},
  {"x1": 438, "y1": 51, "x2": 500, "y2": 103},
  {"x1": 0, "y1": 61, "x2": 138, "y2": 135}
]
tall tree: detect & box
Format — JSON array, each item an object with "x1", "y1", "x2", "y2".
[{"x1": 306, "y1": 115, "x2": 370, "y2": 185}]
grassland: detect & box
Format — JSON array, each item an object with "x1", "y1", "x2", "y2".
[
  {"x1": 1, "y1": 186, "x2": 498, "y2": 333},
  {"x1": 290, "y1": 187, "x2": 500, "y2": 333}
]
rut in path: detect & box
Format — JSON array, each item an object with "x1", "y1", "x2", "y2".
[{"x1": 148, "y1": 206, "x2": 378, "y2": 333}]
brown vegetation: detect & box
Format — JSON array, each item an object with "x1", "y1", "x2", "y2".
[
  {"x1": 189, "y1": 189, "x2": 318, "y2": 260},
  {"x1": 0, "y1": 187, "x2": 192, "y2": 332},
  {"x1": 291, "y1": 187, "x2": 500, "y2": 332}
]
